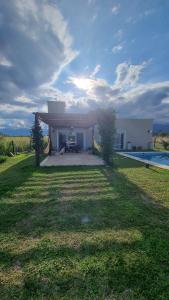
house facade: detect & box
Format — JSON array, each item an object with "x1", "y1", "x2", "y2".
[{"x1": 38, "y1": 101, "x2": 153, "y2": 151}]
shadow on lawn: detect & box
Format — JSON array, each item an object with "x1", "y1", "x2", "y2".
[
  {"x1": 0, "y1": 161, "x2": 169, "y2": 236},
  {"x1": 1, "y1": 159, "x2": 169, "y2": 298},
  {"x1": 0, "y1": 155, "x2": 35, "y2": 198},
  {"x1": 114, "y1": 155, "x2": 143, "y2": 169}
]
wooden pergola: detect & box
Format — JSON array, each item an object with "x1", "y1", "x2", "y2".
[{"x1": 33, "y1": 111, "x2": 97, "y2": 166}]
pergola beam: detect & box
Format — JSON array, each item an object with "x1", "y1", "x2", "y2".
[{"x1": 38, "y1": 112, "x2": 97, "y2": 128}]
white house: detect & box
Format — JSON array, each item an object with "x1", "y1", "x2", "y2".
[{"x1": 38, "y1": 101, "x2": 153, "y2": 151}]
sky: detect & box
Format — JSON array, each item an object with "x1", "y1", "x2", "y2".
[{"x1": 0, "y1": 0, "x2": 169, "y2": 131}]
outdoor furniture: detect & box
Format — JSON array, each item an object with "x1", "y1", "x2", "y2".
[
  {"x1": 65, "y1": 142, "x2": 81, "y2": 153},
  {"x1": 59, "y1": 147, "x2": 65, "y2": 155}
]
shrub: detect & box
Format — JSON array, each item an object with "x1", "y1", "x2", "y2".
[
  {"x1": 0, "y1": 141, "x2": 6, "y2": 155},
  {"x1": 162, "y1": 140, "x2": 169, "y2": 150},
  {"x1": 97, "y1": 107, "x2": 116, "y2": 164},
  {"x1": 31, "y1": 119, "x2": 44, "y2": 153},
  {"x1": 0, "y1": 156, "x2": 7, "y2": 164}
]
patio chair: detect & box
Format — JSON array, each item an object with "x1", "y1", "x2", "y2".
[{"x1": 59, "y1": 147, "x2": 65, "y2": 155}]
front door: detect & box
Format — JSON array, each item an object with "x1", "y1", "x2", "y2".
[{"x1": 76, "y1": 132, "x2": 84, "y2": 150}]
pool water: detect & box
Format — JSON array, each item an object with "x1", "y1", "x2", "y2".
[{"x1": 124, "y1": 152, "x2": 169, "y2": 166}]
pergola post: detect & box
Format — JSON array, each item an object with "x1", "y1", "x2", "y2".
[
  {"x1": 92, "y1": 125, "x2": 95, "y2": 153},
  {"x1": 49, "y1": 125, "x2": 52, "y2": 156},
  {"x1": 35, "y1": 112, "x2": 40, "y2": 167}
]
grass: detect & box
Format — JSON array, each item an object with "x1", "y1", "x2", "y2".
[
  {"x1": 0, "y1": 136, "x2": 48, "y2": 155},
  {"x1": 0, "y1": 156, "x2": 6, "y2": 164},
  {"x1": 0, "y1": 154, "x2": 169, "y2": 299},
  {"x1": 0, "y1": 136, "x2": 31, "y2": 155}
]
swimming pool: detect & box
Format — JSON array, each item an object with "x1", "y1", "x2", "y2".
[{"x1": 118, "y1": 152, "x2": 169, "y2": 170}]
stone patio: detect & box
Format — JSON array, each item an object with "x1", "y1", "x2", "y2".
[{"x1": 40, "y1": 153, "x2": 104, "y2": 166}]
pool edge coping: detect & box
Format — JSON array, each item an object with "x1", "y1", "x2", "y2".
[{"x1": 117, "y1": 151, "x2": 169, "y2": 170}]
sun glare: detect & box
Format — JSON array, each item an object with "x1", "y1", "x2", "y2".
[{"x1": 73, "y1": 77, "x2": 91, "y2": 90}]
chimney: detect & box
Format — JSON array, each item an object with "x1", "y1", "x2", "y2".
[{"x1": 48, "y1": 101, "x2": 66, "y2": 113}]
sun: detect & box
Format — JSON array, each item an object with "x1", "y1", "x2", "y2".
[{"x1": 73, "y1": 77, "x2": 92, "y2": 90}]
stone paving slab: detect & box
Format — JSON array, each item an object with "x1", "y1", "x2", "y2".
[{"x1": 40, "y1": 153, "x2": 104, "y2": 166}]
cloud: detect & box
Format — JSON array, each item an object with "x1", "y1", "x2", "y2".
[
  {"x1": 115, "y1": 61, "x2": 148, "y2": 87},
  {"x1": 112, "y1": 44, "x2": 123, "y2": 54},
  {"x1": 0, "y1": 54, "x2": 12, "y2": 67},
  {"x1": 112, "y1": 4, "x2": 120, "y2": 15},
  {"x1": 90, "y1": 64, "x2": 101, "y2": 78},
  {"x1": 117, "y1": 81, "x2": 169, "y2": 120},
  {"x1": 127, "y1": 8, "x2": 156, "y2": 24},
  {"x1": 69, "y1": 61, "x2": 149, "y2": 97},
  {"x1": 67, "y1": 61, "x2": 169, "y2": 121},
  {"x1": 0, "y1": 118, "x2": 29, "y2": 129},
  {"x1": 0, "y1": 0, "x2": 78, "y2": 128},
  {"x1": 29, "y1": 62, "x2": 169, "y2": 123}
]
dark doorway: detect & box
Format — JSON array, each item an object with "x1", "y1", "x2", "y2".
[
  {"x1": 76, "y1": 132, "x2": 84, "y2": 150},
  {"x1": 59, "y1": 133, "x2": 66, "y2": 150},
  {"x1": 120, "y1": 133, "x2": 124, "y2": 149}
]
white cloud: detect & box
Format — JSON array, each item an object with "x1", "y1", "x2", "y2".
[
  {"x1": 0, "y1": 55, "x2": 12, "y2": 67},
  {"x1": 90, "y1": 64, "x2": 101, "y2": 78},
  {"x1": 0, "y1": 0, "x2": 78, "y2": 119},
  {"x1": 30, "y1": 60, "x2": 169, "y2": 122},
  {"x1": 66, "y1": 60, "x2": 169, "y2": 121},
  {"x1": 69, "y1": 61, "x2": 149, "y2": 97},
  {"x1": 112, "y1": 44, "x2": 123, "y2": 54},
  {"x1": 115, "y1": 61, "x2": 148, "y2": 87},
  {"x1": 0, "y1": 103, "x2": 34, "y2": 113},
  {"x1": 162, "y1": 98, "x2": 169, "y2": 104},
  {"x1": 14, "y1": 96, "x2": 35, "y2": 104},
  {"x1": 0, "y1": 118, "x2": 28, "y2": 129},
  {"x1": 112, "y1": 4, "x2": 120, "y2": 15}
]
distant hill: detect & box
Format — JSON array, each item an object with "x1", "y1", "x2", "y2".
[
  {"x1": 0, "y1": 127, "x2": 48, "y2": 136},
  {"x1": 1, "y1": 122, "x2": 169, "y2": 136},
  {"x1": 153, "y1": 123, "x2": 169, "y2": 134},
  {"x1": 0, "y1": 128, "x2": 31, "y2": 136}
]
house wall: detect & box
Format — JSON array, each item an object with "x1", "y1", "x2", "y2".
[
  {"x1": 50, "y1": 119, "x2": 153, "y2": 152},
  {"x1": 116, "y1": 119, "x2": 153, "y2": 150},
  {"x1": 48, "y1": 101, "x2": 65, "y2": 113},
  {"x1": 94, "y1": 119, "x2": 153, "y2": 150}
]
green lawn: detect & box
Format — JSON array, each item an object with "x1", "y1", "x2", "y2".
[{"x1": 0, "y1": 154, "x2": 169, "y2": 299}]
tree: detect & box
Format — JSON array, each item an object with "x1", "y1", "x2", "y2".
[
  {"x1": 162, "y1": 140, "x2": 169, "y2": 150},
  {"x1": 97, "y1": 107, "x2": 116, "y2": 164},
  {"x1": 31, "y1": 113, "x2": 44, "y2": 166}
]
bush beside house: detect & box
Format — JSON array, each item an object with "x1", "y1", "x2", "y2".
[{"x1": 97, "y1": 108, "x2": 116, "y2": 164}]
